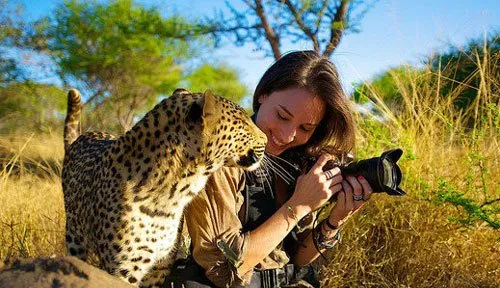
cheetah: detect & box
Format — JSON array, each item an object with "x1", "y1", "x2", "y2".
[{"x1": 62, "y1": 88, "x2": 267, "y2": 287}]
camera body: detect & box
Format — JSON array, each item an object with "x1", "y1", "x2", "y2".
[{"x1": 286, "y1": 148, "x2": 406, "y2": 196}]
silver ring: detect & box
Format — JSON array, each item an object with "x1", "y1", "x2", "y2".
[
  {"x1": 353, "y1": 194, "x2": 364, "y2": 201},
  {"x1": 324, "y1": 170, "x2": 335, "y2": 180}
]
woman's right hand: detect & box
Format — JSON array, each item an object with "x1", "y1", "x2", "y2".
[{"x1": 288, "y1": 154, "x2": 343, "y2": 215}]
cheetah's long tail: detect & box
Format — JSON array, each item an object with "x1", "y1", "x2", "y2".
[{"x1": 63, "y1": 89, "x2": 82, "y2": 153}]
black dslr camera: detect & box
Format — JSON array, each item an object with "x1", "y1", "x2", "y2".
[{"x1": 284, "y1": 148, "x2": 406, "y2": 196}]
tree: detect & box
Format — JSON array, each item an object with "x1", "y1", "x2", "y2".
[
  {"x1": 27, "y1": 0, "x2": 213, "y2": 131},
  {"x1": 209, "y1": 0, "x2": 376, "y2": 60},
  {"x1": 0, "y1": 82, "x2": 66, "y2": 133},
  {"x1": 0, "y1": 0, "x2": 24, "y2": 83},
  {"x1": 184, "y1": 63, "x2": 248, "y2": 104},
  {"x1": 352, "y1": 33, "x2": 499, "y2": 131}
]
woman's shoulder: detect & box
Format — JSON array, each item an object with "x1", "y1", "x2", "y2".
[
  {"x1": 187, "y1": 167, "x2": 246, "y2": 216},
  {"x1": 214, "y1": 166, "x2": 245, "y2": 178},
  {"x1": 204, "y1": 166, "x2": 246, "y2": 196}
]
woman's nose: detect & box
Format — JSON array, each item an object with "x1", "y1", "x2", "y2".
[{"x1": 281, "y1": 126, "x2": 296, "y2": 143}]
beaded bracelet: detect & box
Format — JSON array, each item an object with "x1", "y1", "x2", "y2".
[{"x1": 313, "y1": 220, "x2": 342, "y2": 250}]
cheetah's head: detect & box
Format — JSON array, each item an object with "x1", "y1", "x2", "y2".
[{"x1": 178, "y1": 89, "x2": 267, "y2": 172}]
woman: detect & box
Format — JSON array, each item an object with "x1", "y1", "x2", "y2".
[{"x1": 177, "y1": 50, "x2": 372, "y2": 287}]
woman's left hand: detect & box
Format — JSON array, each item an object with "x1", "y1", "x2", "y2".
[{"x1": 327, "y1": 175, "x2": 373, "y2": 227}]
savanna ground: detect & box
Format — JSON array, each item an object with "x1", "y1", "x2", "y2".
[{"x1": 1, "y1": 56, "x2": 498, "y2": 287}]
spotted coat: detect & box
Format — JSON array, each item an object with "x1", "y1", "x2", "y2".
[{"x1": 62, "y1": 88, "x2": 267, "y2": 287}]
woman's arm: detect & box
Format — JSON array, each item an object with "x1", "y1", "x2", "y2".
[
  {"x1": 237, "y1": 155, "x2": 344, "y2": 274},
  {"x1": 294, "y1": 175, "x2": 373, "y2": 266},
  {"x1": 186, "y1": 155, "x2": 351, "y2": 285}
]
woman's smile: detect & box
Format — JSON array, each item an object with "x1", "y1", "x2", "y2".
[
  {"x1": 256, "y1": 87, "x2": 325, "y2": 155},
  {"x1": 268, "y1": 131, "x2": 288, "y2": 150}
]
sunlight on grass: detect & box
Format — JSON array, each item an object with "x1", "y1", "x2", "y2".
[
  {"x1": 319, "y1": 39, "x2": 499, "y2": 287},
  {"x1": 0, "y1": 42, "x2": 498, "y2": 287},
  {"x1": 0, "y1": 135, "x2": 66, "y2": 261}
]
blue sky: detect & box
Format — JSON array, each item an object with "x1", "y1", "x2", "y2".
[{"x1": 16, "y1": 0, "x2": 500, "y2": 97}]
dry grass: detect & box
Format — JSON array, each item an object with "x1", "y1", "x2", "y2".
[
  {"x1": 318, "y1": 40, "x2": 499, "y2": 287},
  {"x1": 0, "y1": 43, "x2": 498, "y2": 287},
  {"x1": 321, "y1": 197, "x2": 499, "y2": 288},
  {"x1": 0, "y1": 134, "x2": 66, "y2": 261}
]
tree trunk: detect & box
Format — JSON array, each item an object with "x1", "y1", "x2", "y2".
[
  {"x1": 253, "y1": 0, "x2": 281, "y2": 59},
  {"x1": 323, "y1": 0, "x2": 349, "y2": 57}
]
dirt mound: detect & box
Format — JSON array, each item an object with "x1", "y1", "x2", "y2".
[{"x1": 0, "y1": 256, "x2": 133, "y2": 288}]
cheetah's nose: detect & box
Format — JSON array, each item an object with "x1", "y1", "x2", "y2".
[{"x1": 237, "y1": 149, "x2": 257, "y2": 167}]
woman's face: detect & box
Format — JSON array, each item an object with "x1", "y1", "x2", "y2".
[{"x1": 255, "y1": 87, "x2": 326, "y2": 156}]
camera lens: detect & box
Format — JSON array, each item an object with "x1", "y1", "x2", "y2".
[
  {"x1": 383, "y1": 158, "x2": 395, "y2": 188},
  {"x1": 340, "y1": 149, "x2": 405, "y2": 196}
]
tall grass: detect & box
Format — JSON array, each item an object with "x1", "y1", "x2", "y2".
[
  {"x1": 321, "y1": 40, "x2": 499, "y2": 287},
  {"x1": 0, "y1": 134, "x2": 66, "y2": 261},
  {"x1": 0, "y1": 44, "x2": 498, "y2": 287}
]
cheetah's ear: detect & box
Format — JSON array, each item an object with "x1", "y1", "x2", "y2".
[
  {"x1": 188, "y1": 90, "x2": 217, "y2": 125},
  {"x1": 173, "y1": 88, "x2": 191, "y2": 96},
  {"x1": 202, "y1": 90, "x2": 216, "y2": 118},
  {"x1": 202, "y1": 90, "x2": 218, "y2": 128}
]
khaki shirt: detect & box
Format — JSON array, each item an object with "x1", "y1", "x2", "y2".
[{"x1": 184, "y1": 167, "x2": 291, "y2": 287}]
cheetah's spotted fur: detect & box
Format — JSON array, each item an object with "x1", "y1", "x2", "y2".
[{"x1": 62, "y1": 88, "x2": 267, "y2": 287}]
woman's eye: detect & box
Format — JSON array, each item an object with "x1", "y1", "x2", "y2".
[
  {"x1": 301, "y1": 126, "x2": 313, "y2": 132},
  {"x1": 277, "y1": 112, "x2": 287, "y2": 120}
]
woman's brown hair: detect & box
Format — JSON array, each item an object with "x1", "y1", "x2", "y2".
[{"x1": 253, "y1": 50, "x2": 355, "y2": 158}]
